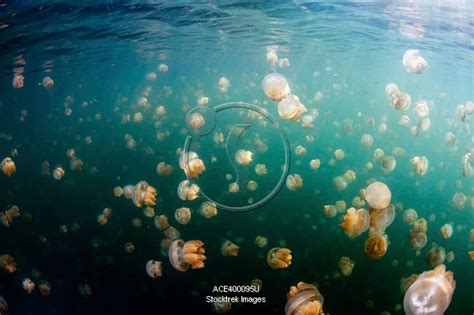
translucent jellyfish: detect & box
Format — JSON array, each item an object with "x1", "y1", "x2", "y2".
[
  {"x1": 409, "y1": 219, "x2": 428, "y2": 250},
  {"x1": 373, "y1": 148, "x2": 385, "y2": 161},
  {"x1": 445, "y1": 251, "x2": 455, "y2": 263},
  {"x1": 369, "y1": 204, "x2": 395, "y2": 236},
  {"x1": 469, "y1": 251, "x2": 474, "y2": 260},
  {"x1": 361, "y1": 134, "x2": 374, "y2": 148},
  {"x1": 402, "y1": 49, "x2": 428, "y2": 74},
  {"x1": 278, "y1": 95, "x2": 307, "y2": 121},
  {"x1": 323, "y1": 205, "x2": 337, "y2": 218},
  {"x1": 364, "y1": 182, "x2": 392, "y2": 210},
  {"x1": 177, "y1": 180, "x2": 200, "y2": 201},
  {"x1": 255, "y1": 236, "x2": 268, "y2": 248},
  {"x1": 399, "y1": 115, "x2": 411, "y2": 127},
  {"x1": 309, "y1": 159, "x2": 321, "y2": 170},
  {"x1": 403, "y1": 265, "x2": 455, "y2": 315},
  {"x1": 255, "y1": 164, "x2": 267, "y2": 175},
  {"x1": 266, "y1": 50, "x2": 278, "y2": 65},
  {"x1": 444, "y1": 132, "x2": 456, "y2": 145},
  {"x1": 403, "y1": 208, "x2": 418, "y2": 225},
  {"x1": 1, "y1": 157, "x2": 16, "y2": 176},
  {"x1": 42, "y1": 76, "x2": 54, "y2": 89},
  {"x1": 338, "y1": 256, "x2": 355, "y2": 276},
  {"x1": 285, "y1": 282, "x2": 324, "y2": 315},
  {"x1": 267, "y1": 247, "x2": 292, "y2": 269},
  {"x1": 295, "y1": 145, "x2": 307, "y2": 157},
  {"x1": 235, "y1": 149, "x2": 253, "y2": 165},
  {"x1": 131, "y1": 218, "x2": 142, "y2": 228},
  {"x1": 440, "y1": 223, "x2": 453, "y2": 239},
  {"x1": 124, "y1": 242, "x2": 135, "y2": 254},
  {"x1": 180, "y1": 152, "x2": 206, "y2": 178},
  {"x1": 12, "y1": 74, "x2": 24, "y2": 88},
  {"x1": 213, "y1": 132, "x2": 224, "y2": 144},
  {"x1": 0, "y1": 254, "x2": 16, "y2": 273},
  {"x1": 78, "y1": 283, "x2": 92, "y2": 298},
  {"x1": 53, "y1": 166, "x2": 65, "y2": 180},
  {"x1": 22, "y1": 278, "x2": 35, "y2": 294},
  {"x1": 247, "y1": 180, "x2": 258, "y2": 191},
  {"x1": 385, "y1": 83, "x2": 399, "y2": 97},
  {"x1": 212, "y1": 297, "x2": 232, "y2": 313},
  {"x1": 261, "y1": 73, "x2": 290, "y2": 101},
  {"x1": 391, "y1": 91, "x2": 412, "y2": 110},
  {"x1": 334, "y1": 149, "x2": 345, "y2": 160},
  {"x1": 168, "y1": 239, "x2": 206, "y2": 271},
  {"x1": 221, "y1": 240, "x2": 239, "y2": 257},
  {"x1": 364, "y1": 234, "x2": 388, "y2": 260},
  {"x1": 38, "y1": 280, "x2": 51, "y2": 296},
  {"x1": 218, "y1": 77, "x2": 230, "y2": 93},
  {"x1": 163, "y1": 226, "x2": 180, "y2": 240},
  {"x1": 123, "y1": 185, "x2": 134, "y2": 199},
  {"x1": 145, "y1": 260, "x2": 163, "y2": 278},
  {"x1": 343, "y1": 170, "x2": 356, "y2": 184},
  {"x1": 199, "y1": 201, "x2": 217, "y2": 219},
  {"x1": 382, "y1": 156, "x2": 397, "y2": 173},
  {"x1": 335, "y1": 200, "x2": 346, "y2": 214},
  {"x1": 156, "y1": 162, "x2": 173, "y2": 176},
  {"x1": 279, "y1": 58, "x2": 290, "y2": 68},
  {"x1": 451, "y1": 192, "x2": 467, "y2": 209},
  {"x1": 286, "y1": 174, "x2": 303, "y2": 191},
  {"x1": 427, "y1": 244, "x2": 446, "y2": 268},
  {"x1": 158, "y1": 63, "x2": 168, "y2": 72},
  {"x1": 174, "y1": 207, "x2": 191, "y2": 225},
  {"x1": 1, "y1": 205, "x2": 20, "y2": 228},
  {"x1": 400, "y1": 274, "x2": 418, "y2": 294},
  {"x1": 228, "y1": 182, "x2": 240, "y2": 193},
  {"x1": 341, "y1": 207, "x2": 370, "y2": 239},
  {"x1": 413, "y1": 100, "x2": 430, "y2": 119},
  {"x1": 333, "y1": 176, "x2": 348, "y2": 191},
  {"x1": 132, "y1": 181, "x2": 157, "y2": 208},
  {"x1": 188, "y1": 112, "x2": 205, "y2": 130},
  {"x1": 300, "y1": 114, "x2": 314, "y2": 128}
]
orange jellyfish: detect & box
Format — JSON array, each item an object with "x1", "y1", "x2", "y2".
[
  {"x1": 221, "y1": 240, "x2": 239, "y2": 257},
  {"x1": 168, "y1": 239, "x2": 206, "y2": 272},
  {"x1": 403, "y1": 265, "x2": 455, "y2": 315},
  {"x1": 156, "y1": 162, "x2": 173, "y2": 176},
  {"x1": 364, "y1": 181, "x2": 391, "y2": 210},
  {"x1": 0, "y1": 254, "x2": 16, "y2": 273},
  {"x1": 309, "y1": 159, "x2": 321, "y2": 170},
  {"x1": 364, "y1": 234, "x2": 388, "y2": 260},
  {"x1": 42, "y1": 76, "x2": 54, "y2": 90},
  {"x1": 427, "y1": 244, "x2": 446, "y2": 268},
  {"x1": 188, "y1": 112, "x2": 205, "y2": 130},
  {"x1": 440, "y1": 223, "x2": 453, "y2": 239},
  {"x1": 267, "y1": 247, "x2": 292, "y2": 269},
  {"x1": 199, "y1": 201, "x2": 217, "y2": 218},
  {"x1": 132, "y1": 181, "x2": 157, "y2": 207},
  {"x1": 411, "y1": 156, "x2": 429, "y2": 176},
  {"x1": 340, "y1": 207, "x2": 370, "y2": 239},
  {"x1": 22, "y1": 278, "x2": 35, "y2": 294},
  {"x1": 235, "y1": 149, "x2": 253, "y2": 165},
  {"x1": 468, "y1": 251, "x2": 474, "y2": 260},
  {"x1": 177, "y1": 180, "x2": 200, "y2": 201},
  {"x1": 1, "y1": 205, "x2": 20, "y2": 228},
  {"x1": 368, "y1": 204, "x2": 395, "y2": 236},
  {"x1": 255, "y1": 164, "x2": 267, "y2": 175},
  {"x1": 278, "y1": 95, "x2": 307, "y2": 121},
  {"x1": 52, "y1": 166, "x2": 65, "y2": 180},
  {"x1": 38, "y1": 280, "x2": 51, "y2": 296},
  {"x1": 180, "y1": 152, "x2": 206, "y2": 178},
  {"x1": 145, "y1": 260, "x2": 163, "y2": 278},
  {"x1": 285, "y1": 282, "x2": 324, "y2": 315},
  {"x1": 113, "y1": 186, "x2": 123, "y2": 197},
  {"x1": 323, "y1": 205, "x2": 337, "y2": 218},
  {"x1": 286, "y1": 174, "x2": 303, "y2": 191},
  {"x1": 12, "y1": 74, "x2": 24, "y2": 88},
  {"x1": 1, "y1": 157, "x2": 16, "y2": 176}
]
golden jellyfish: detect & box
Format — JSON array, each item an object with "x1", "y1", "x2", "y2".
[
  {"x1": 199, "y1": 201, "x2": 217, "y2": 218},
  {"x1": 69, "y1": 157, "x2": 83, "y2": 171},
  {"x1": 343, "y1": 170, "x2": 356, "y2": 184},
  {"x1": 164, "y1": 226, "x2": 180, "y2": 240},
  {"x1": 180, "y1": 152, "x2": 206, "y2": 178},
  {"x1": 158, "y1": 63, "x2": 168, "y2": 72},
  {"x1": 382, "y1": 156, "x2": 397, "y2": 173},
  {"x1": 235, "y1": 149, "x2": 253, "y2": 165},
  {"x1": 440, "y1": 223, "x2": 453, "y2": 239},
  {"x1": 1, "y1": 205, "x2": 20, "y2": 228},
  {"x1": 338, "y1": 256, "x2": 355, "y2": 276},
  {"x1": 409, "y1": 218, "x2": 428, "y2": 250},
  {"x1": 247, "y1": 180, "x2": 258, "y2": 191},
  {"x1": 427, "y1": 244, "x2": 446, "y2": 268},
  {"x1": 168, "y1": 239, "x2": 206, "y2": 271},
  {"x1": 261, "y1": 73, "x2": 290, "y2": 101},
  {"x1": 403, "y1": 265, "x2": 455, "y2": 315},
  {"x1": 155, "y1": 162, "x2": 173, "y2": 176},
  {"x1": 145, "y1": 260, "x2": 163, "y2": 278},
  {"x1": 373, "y1": 148, "x2": 385, "y2": 161},
  {"x1": 113, "y1": 186, "x2": 123, "y2": 197},
  {"x1": 212, "y1": 297, "x2": 232, "y2": 314},
  {"x1": 155, "y1": 105, "x2": 166, "y2": 117},
  {"x1": 278, "y1": 95, "x2": 307, "y2": 121},
  {"x1": 131, "y1": 217, "x2": 142, "y2": 228},
  {"x1": 0, "y1": 255, "x2": 16, "y2": 273},
  {"x1": 391, "y1": 91, "x2": 412, "y2": 110},
  {"x1": 42, "y1": 76, "x2": 54, "y2": 89},
  {"x1": 400, "y1": 274, "x2": 418, "y2": 294},
  {"x1": 445, "y1": 251, "x2": 455, "y2": 263},
  {"x1": 255, "y1": 236, "x2": 268, "y2": 248},
  {"x1": 218, "y1": 77, "x2": 230, "y2": 93},
  {"x1": 146, "y1": 71, "x2": 157, "y2": 81},
  {"x1": 444, "y1": 132, "x2": 456, "y2": 145},
  {"x1": 102, "y1": 207, "x2": 112, "y2": 220},
  {"x1": 295, "y1": 145, "x2": 307, "y2": 157},
  {"x1": 198, "y1": 96, "x2": 209, "y2": 106},
  {"x1": 221, "y1": 240, "x2": 239, "y2": 257},
  {"x1": 285, "y1": 282, "x2": 324, "y2": 315},
  {"x1": 267, "y1": 247, "x2": 292, "y2": 269},
  {"x1": 188, "y1": 112, "x2": 205, "y2": 130},
  {"x1": 469, "y1": 251, "x2": 474, "y2": 260},
  {"x1": 411, "y1": 156, "x2": 429, "y2": 175},
  {"x1": 399, "y1": 115, "x2": 411, "y2": 127},
  {"x1": 228, "y1": 182, "x2": 240, "y2": 193},
  {"x1": 334, "y1": 149, "x2": 345, "y2": 160},
  {"x1": 174, "y1": 207, "x2": 191, "y2": 225},
  {"x1": 385, "y1": 83, "x2": 399, "y2": 97},
  {"x1": 132, "y1": 181, "x2": 157, "y2": 208},
  {"x1": 364, "y1": 234, "x2": 388, "y2": 260},
  {"x1": 12, "y1": 74, "x2": 24, "y2": 88},
  {"x1": 364, "y1": 181, "x2": 391, "y2": 210},
  {"x1": 38, "y1": 281, "x2": 52, "y2": 296},
  {"x1": 323, "y1": 205, "x2": 337, "y2": 218},
  {"x1": 451, "y1": 192, "x2": 467, "y2": 209},
  {"x1": 361, "y1": 134, "x2": 374, "y2": 148},
  {"x1": 333, "y1": 176, "x2": 348, "y2": 191},
  {"x1": 309, "y1": 159, "x2": 321, "y2": 170},
  {"x1": 413, "y1": 100, "x2": 430, "y2": 119},
  {"x1": 154, "y1": 215, "x2": 169, "y2": 231},
  {"x1": 279, "y1": 58, "x2": 290, "y2": 68},
  {"x1": 178, "y1": 180, "x2": 200, "y2": 201},
  {"x1": 22, "y1": 278, "x2": 35, "y2": 294},
  {"x1": 124, "y1": 242, "x2": 135, "y2": 254},
  {"x1": 97, "y1": 214, "x2": 108, "y2": 226},
  {"x1": 341, "y1": 207, "x2": 370, "y2": 239},
  {"x1": 300, "y1": 114, "x2": 314, "y2": 128},
  {"x1": 369, "y1": 205, "x2": 395, "y2": 236},
  {"x1": 403, "y1": 208, "x2": 418, "y2": 225},
  {"x1": 402, "y1": 49, "x2": 428, "y2": 74},
  {"x1": 255, "y1": 164, "x2": 267, "y2": 175},
  {"x1": 335, "y1": 200, "x2": 346, "y2": 214},
  {"x1": 143, "y1": 206, "x2": 155, "y2": 218},
  {"x1": 266, "y1": 48, "x2": 278, "y2": 65},
  {"x1": 123, "y1": 185, "x2": 134, "y2": 199},
  {"x1": 286, "y1": 174, "x2": 303, "y2": 191},
  {"x1": 1, "y1": 157, "x2": 16, "y2": 176},
  {"x1": 213, "y1": 132, "x2": 224, "y2": 144},
  {"x1": 133, "y1": 112, "x2": 143, "y2": 123},
  {"x1": 53, "y1": 166, "x2": 65, "y2": 180}
]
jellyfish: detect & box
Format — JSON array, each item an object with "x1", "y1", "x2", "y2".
[
  {"x1": 391, "y1": 91, "x2": 412, "y2": 110},
  {"x1": 382, "y1": 156, "x2": 397, "y2": 173},
  {"x1": 333, "y1": 176, "x2": 348, "y2": 191},
  {"x1": 228, "y1": 182, "x2": 240, "y2": 193},
  {"x1": 338, "y1": 256, "x2": 355, "y2": 277},
  {"x1": 364, "y1": 182, "x2": 391, "y2": 210},
  {"x1": 285, "y1": 282, "x2": 324, "y2": 315},
  {"x1": 369, "y1": 205, "x2": 395, "y2": 236},
  {"x1": 132, "y1": 181, "x2": 157, "y2": 208},
  {"x1": 53, "y1": 166, "x2": 65, "y2": 180},
  {"x1": 364, "y1": 234, "x2": 388, "y2": 260},
  {"x1": 343, "y1": 170, "x2": 356, "y2": 184},
  {"x1": 221, "y1": 240, "x2": 239, "y2": 257},
  {"x1": 235, "y1": 149, "x2": 253, "y2": 165},
  {"x1": 385, "y1": 83, "x2": 399, "y2": 97},
  {"x1": 163, "y1": 226, "x2": 180, "y2": 241},
  {"x1": 469, "y1": 251, "x2": 474, "y2": 260},
  {"x1": 218, "y1": 77, "x2": 230, "y2": 92},
  {"x1": 112, "y1": 186, "x2": 123, "y2": 198},
  {"x1": 180, "y1": 152, "x2": 206, "y2": 178},
  {"x1": 286, "y1": 174, "x2": 303, "y2": 191},
  {"x1": 445, "y1": 251, "x2": 455, "y2": 263},
  {"x1": 124, "y1": 242, "x2": 135, "y2": 254},
  {"x1": 341, "y1": 207, "x2": 370, "y2": 239},
  {"x1": 409, "y1": 219, "x2": 428, "y2": 250},
  {"x1": 427, "y1": 244, "x2": 446, "y2": 268},
  {"x1": 399, "y1": 115, "x2": 411, "y2": 127},
  {"x1": 1, "y1": 157, "x2": 16, "y2": 176},
  {"x1": 255, "y1": 164, "x2": 268, "y2": 175},
  {"x1": 158, "y1": 63, "x2": 168, "y2": 72},
  {"x1": 403, "y1": 208, "x2": 418, "y2": 225},
  {"x1": 199, "y1": 201, "x2": 217, "y2": 218},
  {"x1": 0, "y1": 254, "x2": 16, "y2": 273},
  {"x1": 309, "y1": 159, "x2": 321, "y2": 170},
  {"x1": 145, "y1": 260, "x2": 163, "y2": 278},
  {"x1": 188, "y1": 112, "x2": 205, "y2": 130},
  {"x1": 247, "y1": 180, "x2": 258, "y2": 191},
  {"x1": 97, "y1": 214, "x2": 108, "y2": 226},
  {"x1": 334, "y1": 149, "x2": 345, "y2": 160},
  {"x1": 78, "y1": 283, "x2": 92, "y2": 298},
  {"x1": 255, "y1": 236, "x2": 268, "y2": 248},
  {"x1": 42, "y1": 76, "x2": 54, "y2": 89},
  {"x1": 451, "y1": 192, "x2": 467, "y2": 209},
  {"x1": 400, "y1": 274, "x2": 418, "y2": 294},
  {"x1": 373, "y1": 148, "x2": 385, "y2": 161},
  {"x1": 261, "y1": 73, "x2": 290, "y2": 101},
  {"x1": 168, "y1": 239, "x2": 206, "y2": 272},
  {"x1": 177, "y1": 180, "x2": 200, "y2": 201},
  {"x1": 267, "y1": 247, "x2": 292, "y2": 269},
  {"x1": 174, "y1": 207, "x2": 191, "y2": 225},
  {"x1": 278, "y1": 95, "x2": 307, "y2": 121},
  {"x1": 295, "y1": 145, "x2": 307, "y2": 157},
  {"x1": 212, "y1": 297, "x2": 232, "y2": 314},
  {"x1": 12, "y1": 74, "x2": 24, "y2": 88},
  {"x1": 413, "y1": 100, "x2": 430, "y2": 119},
  {"x1": 323, "y1": 205, "x2": 337, "y2": 218},
  {"x1": 402, "y1": 49, "x2": 428, "y2": 74},
  {"x1": 38, "y1": 280, "x2": 51, "y2": 296},
  {"x1": 361, "y1": 134, "x2": 374, "y2": 148},
  {"x1": 300, "y1": 114, "x2": 314, "y2": 128},
  {"x1": 403, "y1": 265, "x2": 455, "y2": 315},
  {"x1": 440, "y1": 224, "x2": 453, "y2": 239},
  {"x1": 1, "y1": 205, "x2": 20, "y2": 228},
  {"x1": 102, "y1": 207, "x2": 112, "y2": 220},
  {"x1": 22, "y1": 278, "x2": 35, "y2": 294}
]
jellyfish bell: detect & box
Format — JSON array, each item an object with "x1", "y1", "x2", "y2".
[
  {"x1": 427, "y1": 245, "x2": 446, "y2": 268},
  {"x1": 168, "y1": 239, "x2": 206, "y2": 272},
  {"x1": 309, "y1": 159, "x2": 321, "y2": 170},
  {"x1": 361, "y1": 134, "x2": 374, "y2": 148},
  {"x1": 369, "y1": 204, "x2": 395, "y2": 235},
  {"x1": 42, "y1": 76, "x2": 54, "y2": 89},
  {"x1": 364, "y1": 234, "x2": 388, "y2": 259},
  {"x1": 199, "y1": 201, "x2": 217, "y2": 218},
  {"x1": 22, "y1": 278, "x2": 35, "y2": 294},
  {"x1": 235, "y1": 149, "x2": 253, "y2": 165},
  {"x1": 278, "y1": 95, "x2": 307, "y2": 121},
  {"x1": 221, "y1": 240, "x2": 239, "y2": 256},
  {"x1": 403, "y1": 265, "x2": 455, "y2": 315},
  {"x1": 286, "y1": 174, "x2": 303, "y2": 191},
  {"x1": 385, "y1": 83, "x2": 399, "y2": 97},
  {"x1": 403, "y1": 208, "x2": 418, "y2": 225},
  {"x1": 53, "y1": 166, "x2": 65, "y2": 180},
  {"x1": 38, "y1": 280, "x2": 52, "y2": 296},
  {"x1": 145, "y1": 260, "x2": 163, "y2": 278},
  {"x1": 440, "y1": 223, "x2": 453, "y2": 239},
  {"x1": 285, "y1": 282, "x2": 324, "y2": 315},
  {"x1": 413, "y1": 100, "x2": 430, "y2": 119},
  {"x1": 178, "y1": 180, "x2": 200, "y2": 201},
  {"x1": 261, "y1": 73, "x2": 290, "y2": 101},
  {"x1": 218, "y1": 77, "x2": 230, "y2": 92},
  {"x1": 174, "y1": 207, "x2": 191, "y2": 225},
  {"x1": 255, "y1": 164, "x2": 268, "y2": 175},
  {"x1": 12, "y1": 74, "x2": 24, "y2": 88},
  {"x1": 391, "y1": 91, "x2": 412, "y2": 111},
  {"x1": 341, "y1": 207, "x2": 370, "y2": 238},
  {"x1": 255, "y1": 236, "x2": 268, "y2": 248},
  {"x1": 333, "y1": 176, "x2": 348, "y2": 191},
  {"x1": 364, "y1": 182, "x2": 391, "y2": 210},
  {"x1": 267, "y1": 247, "x2": 292, "y2": 269},
  {"x1": 188, "y1": 112, "x2": 206, "y2": 130},
  {"x1": 1, "y1": 157, "x2": 16, "y2": 176},
  {"x1": 403, "y1": 49, "x2": 428, "y2": 74},
  {"x1": 382, "y1": 156, "x2": 397, "y2": 173}
]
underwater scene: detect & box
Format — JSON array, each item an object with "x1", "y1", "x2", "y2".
[{"x1": 0, "y1": 1, "x2": 473, "y2": 314}]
